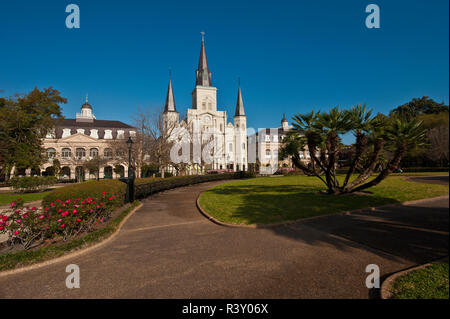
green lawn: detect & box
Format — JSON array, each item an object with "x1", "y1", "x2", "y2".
[
  {"x1": 391, "y1": 261, "x2": 449, "y2": 299},
  {"x1": 199, "y1": 175, "x2": 449, "y2": 225},
  {"x1": 0, "y1": 191, "x2": 51, "y2": 206}
]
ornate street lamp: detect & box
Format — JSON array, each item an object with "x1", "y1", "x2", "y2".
[{"x1": 125, "y1": 136, "x2": 135, "y2": 203}]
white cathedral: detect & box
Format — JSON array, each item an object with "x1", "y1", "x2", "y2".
[{"x1": 163, "y1": 35, "x2": 248, "y2": 173}]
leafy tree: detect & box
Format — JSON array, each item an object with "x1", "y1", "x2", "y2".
[
  {"x1": 52, "y1": 158, "x2": 61, "y2": 178},
  {"x1": 391, "y1": 97, "x2": 448, "y2": 167},
  {"x1": 390, "y1": 96, "x2": 448, "y2": 120},
  {"x1": 280, "y1": 106, "x2": 427, "y2": 194},
  {"x1": 0, "y1": 87, "x2": 66, "y2": 179}
]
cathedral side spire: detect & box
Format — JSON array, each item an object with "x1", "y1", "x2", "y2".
[
  {"x1": 196, "y1": 31, "x2": 212, "y2": 87},
  {"x1": 164, "y1": 74, "x2": 176, "y2": 113},
  {"x1": 235, "y1": 79, "x2": 245, "y2": 116}
]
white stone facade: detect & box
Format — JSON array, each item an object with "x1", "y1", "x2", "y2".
[{"x1": 163, "y1": 36, "x2": 248, "y2": 172}]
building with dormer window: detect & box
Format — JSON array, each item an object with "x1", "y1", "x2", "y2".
[{"x1": 42, "y1": 96, "x2": 136, "y2": 181}]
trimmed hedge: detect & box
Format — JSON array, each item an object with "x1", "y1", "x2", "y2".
[
  {"x1": 10, "y1": 176, "x2": 57, "y2": 193},
  {"x1": 42, "y1": 172, "x2": 255, "y2": 206},
  {"x1": 42, "y1": 180, "x2": 126, "y2": 207},
  {"x1": 134, "y1": 172, "x2": 255, "y2": 199}
]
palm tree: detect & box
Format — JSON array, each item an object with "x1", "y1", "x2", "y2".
[
  {"x1": 342, "y1": 104, "x2": 373, "y2": 188},
  {"x1": 352, "y1": 117, "x2": 427, "y2": 192},
  {"x1": 315, "y1": 106, "x2": 351, "y2": 193},
  {"x1": 280, "y1": 106, "x2": 427, "y2": 195}
]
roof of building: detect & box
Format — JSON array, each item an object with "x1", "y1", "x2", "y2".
[
  {"x1": 164, "y1": 78, "x2": 177, "y2": 112},
  {"x1": 54, "y1": 118, "x2": 134, "y2": 129},
  {"x1": 235, "y1": 82, "x2": 245, "y2": 116},
  {"x1": 81, "y1": 102, "x2": 92, "y2": 110},
  {"x1": 81, "y1": 94, "x2": 92, "y2": 110},
  {"x1": 196, "y1": 34, "x2": 212, "y2": 87}
]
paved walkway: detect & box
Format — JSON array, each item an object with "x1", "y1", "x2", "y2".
[{"x1": 0, "y1": 180, "x2": 448, "y2": 298}]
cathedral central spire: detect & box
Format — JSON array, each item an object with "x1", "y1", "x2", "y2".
[{"x1": 196, "y1": 32, "x2": 212, "y2": 87}]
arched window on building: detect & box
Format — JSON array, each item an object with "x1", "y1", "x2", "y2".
[
  {"x1": 104, "y1": 148, "x2": 113, "y2": 159},
  {"x1": 265, "y1": 149, "x2": 271, "y2": 158},
  {"x1": 116, "y1": 149, "x2": 125, "y2": 159},
  {"x1": 229, "y1": 143, "x2": 233, "y2": 152},
  {"x1": 75, "y1": 148, "x2": 86, "y2": 160},
  {"x1": 89, "y1": 148, "x2": 98, "y2": 158},
  {"x1": 46, "y1": 148, "x2": 56, "y2": 159},
  {"x1": 61, "y1": 148, "x2": 71, "y2": 159},
  {"x1": 242, "y1": 143, "x2": 245, "y2": 150}
]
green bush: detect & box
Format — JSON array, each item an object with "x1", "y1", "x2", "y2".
[
  {"x1": 134, "y1": 176, "x2": 163, "y2": 185},
  {"x1": 10, "y1": 176, "x2": 57, "y2": 193},
  {"x1": 42, "y1": 180, "x2": 126, "y2": 207},
  {"x1": 155, "y1": 172, "x2": 174, "y2": 178}
]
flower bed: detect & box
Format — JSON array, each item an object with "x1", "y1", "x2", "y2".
[
  {"x1": 42, "y1": 179, "x2": 126, "y2": 207},
  {"x1": 0, "y1": 202, "x2": 139, "y2": 272},
  {"x1": 1, "y1": 190, "x2": 123, "y2": 250}
]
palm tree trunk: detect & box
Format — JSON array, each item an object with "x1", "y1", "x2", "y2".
[
  {"x1": 343, "y1": 132, "x2": 367, "y2": 187},
  {"x1": 344, "y1": 138, "x2": 383, "y2": 192},
  {"x1": 351, "y1": 145, "x2": 405, "y2": 193}
]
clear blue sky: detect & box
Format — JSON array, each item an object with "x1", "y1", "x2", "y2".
[{"x1": 0, "y1": 0, "x2": 448, "y2": 144}]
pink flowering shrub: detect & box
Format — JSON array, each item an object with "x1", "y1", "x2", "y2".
[{"x1": 0, "y1": 191, "x2": 123, "y2": 250}]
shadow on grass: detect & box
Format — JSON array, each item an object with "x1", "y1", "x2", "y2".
[
  {"x1": 407, "y1": 175, "x2": 449, "y2": 185},
  {"x1": 204, "y1": 184, "x2": 449, "y2": 265},
  {"x1": 204, "y1": 184, "x2": 400, "y2": 225}
]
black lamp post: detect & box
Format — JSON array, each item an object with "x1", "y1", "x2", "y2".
[{"x1": 125, "y1": 136, "x2": 135, "y2": 203}]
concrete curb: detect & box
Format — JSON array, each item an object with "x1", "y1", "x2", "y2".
[
  {"x1": 380, "y1": 257, "x2": 449, "y2": 299},
  {"x1": 0, "y1": 202, "x2": 143, "y2": 278},
  {"x1": 196, "y1": 191, "x2": 449, "y2": 229}
]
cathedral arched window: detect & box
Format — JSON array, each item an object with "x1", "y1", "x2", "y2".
[
  {"x1": 202, "y1": 102, "x2": 206, "y2": 110},
  {"x1": 242, "y1": 143, "x2": 245, "y2": 150},
  {"x1": 220, "y1": 124, "x2": 223, "y2": 132},
  {"x1": 265, "y1": 149, "x2": 271, "y2": 158},
  {"x1": 229, "y1": 143, "x2": 233, "y2": 152}
]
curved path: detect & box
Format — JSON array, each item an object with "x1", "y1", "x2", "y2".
[{"x1": 0, "y1": 179, "x2": 448, "y2": 298}]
